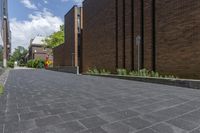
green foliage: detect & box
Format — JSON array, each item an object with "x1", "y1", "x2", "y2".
[
  {"x1": 43, "y1": 25, "x2": 64, "y2": 48},
  {"x1": 9, "y1": 46, "x2": 28, "y2": 67},
  {"x1": 0, "y1": 84, "x2": 4, "y2": 95},
  {"x1": 87, "y1": 67, "x2": 177, "y2": 79},
  {"x1": 129, "y1": 69, "x2": 177, "y2": 79},
  {"x1": 7, "y1": 61, "x2": 14, "y2": 68},
  {"x1": 99, "y1": 69, "x2": 111, "y2": 75},
  {"x1": 27, "y1": 59, "x2": 45, "y2": 68},
  {"x1": 87, "y1": 68, "x2": 111, "y2": 75},
  {"x1": 117, "y1": 69, "x2": 128, "y2": 75}
]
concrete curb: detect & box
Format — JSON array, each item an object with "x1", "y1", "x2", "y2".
[
  {"x1": 86, "y1": 74, "x2": 200, "y2": 89},
  {"x1": 47, "y1": 66, "x2": 79, "y2": 74}
]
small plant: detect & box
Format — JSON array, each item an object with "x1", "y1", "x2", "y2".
[
  {"x1": 99, "y1": 69, "x2": 111, "y2": 75},
  {"x1": 87, "y1": 68, "x2": 111, "y2": 75},
  {"x1": 7, "y1": 61, "x2": 14, "y2": 68},
  {"x1": 117, "y1": 69, "x2": 128, "y2": 75},
  {"x1": 87, "y1": 68, "x2": 99, "y2": 75},
  {"x1": 0, "y1": 84, "x2": 4, "y2": 95},
  {"x1": 27, "y1": 59, "x2": 45, "y2": 68},
  {"x1": 129, "y1": 69, "x2": 177, "y2": 79}
]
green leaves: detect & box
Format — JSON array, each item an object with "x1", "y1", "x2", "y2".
[
  {"x1": 43, "y1": 25, "x2": 64, "y2": 48},
  {"x1": 27, "y1": 59, "x2": 45, "y2": 68},
  {"x1": 0, "y1": 84, "x2": 4, "y2": 95},
  {"x1": 8, "y1": 46, "x2": 28, "y2": 67}
]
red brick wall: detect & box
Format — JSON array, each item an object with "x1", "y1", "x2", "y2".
[
  {"x1": 29, "y1": 45, "x2": 52, "y2": 61},
  {"x1": 155, "y1": 0, "x2": 200, "y2": 79},
  {"x1": 82, "y1": 0, "x2": 200, "y2": 79},
  {"x1": 64, "y1": 6, "x2": 81, "y2": 67},
  {"x1": 143, "y1": 0, "x2": 153, "y2": 70},
  {"x1": 124, "y1": 0, "x2": 133, "y2": 70},
  {"x1": 53, "y1": 44, "x2": 65, "y2": 66},
  {"x1": 82, "y1": 0, "x2": 117, "y2": 72},
  {"x1": 64, "y1": 7, "x2": 76, "y2": 66}
]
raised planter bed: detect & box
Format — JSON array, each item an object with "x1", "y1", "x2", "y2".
[{"x1": 86, "y1": 74, "x2": 200, "y2": 89}]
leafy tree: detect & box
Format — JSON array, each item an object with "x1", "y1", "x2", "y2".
[
  {"x1": 43, "y1": 25, "x2": 64, "y2": 48},
  {"x1": 9, "y1": 46, "x2": 28, "y2": 66}
]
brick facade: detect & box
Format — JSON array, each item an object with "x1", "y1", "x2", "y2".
[
  {"x1": 82, "y1": 0, "x2": 200, "y2": 79},
  {"x1": 53, "y1": 6, "x2": 82, "y2": 67},
  {"x1": 28, "y1": 45, "x2": 52, "y2": 61},
  {"x1": 82, "y1": 0, "x2": 116, "y2": 72},
  {"x1": 53, "y1": 44, "x2": 65, "y2": 66}
]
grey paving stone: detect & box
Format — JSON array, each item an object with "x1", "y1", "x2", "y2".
[
  {"x1": 122, "y1": 117, "x2": 152, "y2": 130},
  {"x1": 153, "y1": 104, "x2": 193, "y2": 119},
  {"x1": 30, "y1": 105, "x2": 50, "y2": 112},
  {"x1": 134, "y1": 98, "x2": 188, "y2": 114},
  {"x1": 151, "y1": 123, "x2": 188, "y2": 133},
  {"x1": 43, "y1": 108, "x2": 67, "y2": 115},
  {"x1": 80, "y1": 127, "x2": 107, "y2": 133},
  {"x1": 166, "y1": 118, "x2": 199, "y2": 131},
  {"x1": 6, "y1": 107, "x2": 30, "y2": 116},
  {"x1": 56, "y1": 121, "x2": 86, "y2": 132},
  {"x1": 81, "y1": 102, "x2": 100, "y2": 109},
  {"x1": 3, "y1": 70, "x2": 200, "y2": 132},
  {"x1": 19, "y1": 120, "x2": 37, "y2": 131},
  {"x1": 78, "y1": 109, "x2": 100, "y2": 117},
  {"x1": 35, "y1": 115, "x2": 62, "y2": 127},
  {"x1": 59, "y1": 112, "x2": 85, "y2": 122},
  {"x1": 49, "y1": 102, "x2": 67, "y2": 109},
  {"x1": 135, "y1": 128, "x2": 157, "y2": 133},
  {"x1": 4, "y1": 121, "x2": 20, "y2": 133},
  {"x1": 0, "y1": 124, "x2": 3, "y2": 133},
  {"x1": 28, "y1": 126, "x2": 66, "y2": 133},
  {"x1": 179, "y1": 109, "x2": 200, "y2": 124},
  {"x1": 20, "y1": 111, "x2": 44, "y2": 121},
  {"x1": 102, "y1": 122, "x2": 134, "y2": 133},
  {"x1": 97, "y1": 106, "x2": 119, "y2": 114},
  {"x1": 98, "y1": 110, "x2": 139, "y2": 123},
  {"x1": 79, "y1": 116, "x2": 108, "y2": 129},
  {"x1": 141, "y1": 112, "x2": 171, "y2": 123},
  {"x1": 190, "y1": 128, "x2": 200, "y2": 133},
  {"x1": 0, "y1": 114, "x2": 19, "y2": 124}
]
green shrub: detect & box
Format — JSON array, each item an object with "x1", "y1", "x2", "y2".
[
  {"x1": 87, "y1": 67, "x2": 177, "y2": 79},
  {"x1": 117, "y1": 69, "x2": 128, "y2": 75},
  {"x1": 27, "y1": 59, "x2": 45, "y2": 68},
  {"x1": 87, "y1": 68, "x2": 99, "y2": 75},
  {"x1": 129, "y1": 69, "x2": 177, "y2": 79},
  {"x1": 27, "y1": 60, "x2": 34, "y2": 68},
  {"x1": 87, "y1": 68, "x2": 111, "y2": 75},
  {"x1": 0, "y1": 84, "x2": 4, "y2": 95},
  {"x1": 99, "y1": 69, "x2": 111, "y2": 75},
  {"x1": 7, "y1": 61, "x2": 14, "y2": 68}
]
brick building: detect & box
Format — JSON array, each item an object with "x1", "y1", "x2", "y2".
[
  {"x1": 53, "y1": 6, "x2": 83, "y2": 67},
  {"x1": 82, "y1": 0, "x2": 200, "y2": 79},
  {"x1": 28, "y1": 36, "x2": 52, "y2": 61}
]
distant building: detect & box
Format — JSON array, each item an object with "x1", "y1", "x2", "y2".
[
  {"x1": 53, "y1": 6, "x2": 83, "y2": 68},
  {"x1": 27, "y1": 36, "x2": 52, "y2": 61},
  {"x1": 0, "y1": 0, "x2": 11, "y2": 67}
]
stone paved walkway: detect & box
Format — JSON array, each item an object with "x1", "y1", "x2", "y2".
[{"x1": 1, "y1": 69, "x2": 200, "y2": 133}]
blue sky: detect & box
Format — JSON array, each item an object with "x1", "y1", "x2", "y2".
[{"x1": 8, "y1": 0, "x2": 83, "y2": 51}]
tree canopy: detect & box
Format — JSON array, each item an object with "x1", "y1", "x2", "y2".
[
  {"x1": 43, "y1": 25, "x2": 64, "y2": 48},
  {"x1": 9, "y1": 46, "x2": 28, "y2": 65}
]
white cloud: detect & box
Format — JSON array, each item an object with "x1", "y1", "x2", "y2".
[
  {"x1": 61, "y1": 0, "x2": 83, "y2": 5},
  {"x1": 10, "y1": 9, "x2": 63, "y2": 51},
  {"x1": 43, "y1": 0, "x2": 48, "y2": 4},
  {"x1": 20, "y1": 0, "x2": 38, "y2": 10}
]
